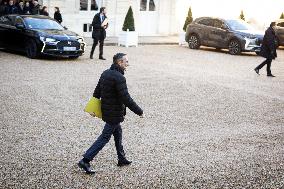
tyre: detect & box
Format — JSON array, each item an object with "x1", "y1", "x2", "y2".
[
  {"x1": 228, "y1": 39, "x2": 241, "y2": 55},
  {"x1": 26, "y1": 39, "x2": 39, "y2": 59},
  {"x1": 188, "y1": 34, "x2": 200, "y2": 49}
]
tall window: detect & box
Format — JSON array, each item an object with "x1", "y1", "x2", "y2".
[
  {"x1": 91, "y1": 0, "x2": 98, "y2": 11},
  {"x1": 149, "y1": 0, "x2": 155, "y2": 11},
  {"x1": 140, "y1": 0, "x2": 156, "y2": 11},
  {"x1": 140, "y1": 0, "x2": 147, "y2": 11},
  {"x1": 81, "y1": 0, "x2": 100, "y2": 11},
  {"x1": 80, "y1": 0, "x2": 88, "y2": 11}
]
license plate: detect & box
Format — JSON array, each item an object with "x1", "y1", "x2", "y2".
[{"x1": 63, "y1": 47, "x2": 76, "y2": 51}]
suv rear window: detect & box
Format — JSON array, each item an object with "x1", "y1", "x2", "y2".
[
  {"x1": 213, "y1": 19, "x2": 223, "y2": 28},
  {"x1": 197, "y1": 19, "x2": 213, "y2": 27}
]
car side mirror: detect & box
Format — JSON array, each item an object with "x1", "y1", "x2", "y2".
[{"x1": 15, "y1": 23, "x2": 25, "y2": 30}]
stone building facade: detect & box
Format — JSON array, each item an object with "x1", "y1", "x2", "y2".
[{"x1": 41, "y1": 0, "x2": 180, "y2": 37}]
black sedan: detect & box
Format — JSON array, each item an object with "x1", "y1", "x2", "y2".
[
  {"x1": 0, "y1": 15, "x2": 85, "y2": 59},
  {"x1": 185, "y1": 17, "x2": 264, "y2": 55}
]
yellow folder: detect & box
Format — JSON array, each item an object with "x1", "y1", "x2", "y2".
[{"x1": 84, "y1": 97, "x2": 102, "y2": 118}]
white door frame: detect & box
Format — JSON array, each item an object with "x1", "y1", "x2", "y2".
[{"x1": 138, "y1": 0, "x2": 159, "y2": 36}]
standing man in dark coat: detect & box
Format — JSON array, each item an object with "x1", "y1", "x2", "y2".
[
  {"x1": 54, "y1": 7, "x2": 62, "y2": 24},
  {"x1": 17, "y1": 0, "x2": 25, "y2": 15},
  {"x1": 23, "y1": 1, "x2": 31, "y2": 15},
  {"x1": 5, "y1": 0, "x2": 18, "y2": 14},
  {"x1": 31, "y1": 0, "x2": 40, "y2": 15},
  {"x1": 90, "y1": 7, "x2": 108, "y2": 60},
  {"x1": 0, "y1": 0, "x2": 8, "y2": 16},
  {"x1": 255, "y1": 22, "x2": 277, "y2": 77},
  {"x1": 78, "y1": 53, "x2": 144, "y2": 174}
]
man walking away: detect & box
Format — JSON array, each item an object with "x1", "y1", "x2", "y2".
[
  {"x1": 78, "y1": 53, "x2": 144, "y2": 174},
  {"x1": 255, "y1": 22, "x2": 277, "y2": 77},
  {"x1": 90, "y1": 7, "x2": 108, "y2": 60}
]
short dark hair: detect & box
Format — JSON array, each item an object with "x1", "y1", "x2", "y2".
[
  {"x1": 113, "y1": 53, "x2": 126, "y2": 64},
  {"x1": 270, "y1": 22, "x2": 276, "y2": 27},
  {"x1": 100, "y1": 7, "x2": 106, "y2": 13}
]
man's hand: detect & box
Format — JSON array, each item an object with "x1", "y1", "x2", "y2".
[{"x1": 89, "y1": 113, "x2": 96, "y2": 117}]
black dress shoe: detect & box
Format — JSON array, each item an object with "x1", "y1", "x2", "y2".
[
  {"x1": 267, "y1": 74, "x2": 275, "y2": 77},
  {"x1": 254, "y1": 68, "x2": 259, "y2": 75},
  {"x1": 99, "y1": 57, "x2": 106, "y2": 60},
  {"x1": 78, "y1": 160, "x2": 95, "y2": 174},
  {"x1": 117, "y1": 159, "x2": 132, "y2": 167},
  {"x1": 90, "y1": 55, "x2": 93, "y2": 59}
]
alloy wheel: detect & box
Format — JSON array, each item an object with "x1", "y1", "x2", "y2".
[
  {"x1": 188, "y1": 35, "x2": 200, "y2": 49},
  {"x1": 228, "y1": 40, "x2": 241, "y2": 55}
]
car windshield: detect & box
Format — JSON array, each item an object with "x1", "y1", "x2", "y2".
[
  {"x1": 24, "y1": 18, "x2": 64, "y2": 30},
  {"x1": 226, "y1": 19, "x2": 254, "y2": 30}
]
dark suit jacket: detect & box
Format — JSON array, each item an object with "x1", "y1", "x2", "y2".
[
  {"x1": 93, "y1": 63, "x2": 143, "y2": 124},
  {"x1": 91, "y1": 13, "x2": 108, "y2": 40},
  {"x1": 259, "y1": 27, "x2": 277, "y2": 59}
]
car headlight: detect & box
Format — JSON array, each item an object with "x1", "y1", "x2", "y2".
[
  {"x1": 77, "y1": 37, "x2": 84, "y2": 43},
  {"x1": 40, "y1": 36, "x2": 57, "y2": 42}
]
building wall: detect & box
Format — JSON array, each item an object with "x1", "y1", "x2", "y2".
[{"x1": 43, "y1": 0, "x2": 180, "y2": 37}]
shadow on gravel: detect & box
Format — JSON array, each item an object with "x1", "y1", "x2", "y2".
[
  {"x1": 0, "y1": 49, "x2": 81, "y2": 61},
  {"x1": 181, "y1": 46, "x2": 258, "y2": 57}
]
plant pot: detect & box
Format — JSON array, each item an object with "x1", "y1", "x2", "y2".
[
  {"x1": 118, "y1": 30, "x2": 138, "y2": 47},
  {"x1": 179, "y1": 32, "x2": 186, "y2": 46}
]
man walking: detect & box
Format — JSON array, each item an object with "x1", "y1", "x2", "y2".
[
  {"x1": 78, "y1": 53, "x2": 144, "y2": 174},
  {"x1": 254, "y1": 22, "x2": 277, "y2": 77},
  {"x1": 90, "y1": 7, "x2": 108, "y2": 60}
]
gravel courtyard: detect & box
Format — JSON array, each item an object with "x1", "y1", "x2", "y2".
[{"x1": 1, "y1": 45, "x2": 284, "y2": 188}]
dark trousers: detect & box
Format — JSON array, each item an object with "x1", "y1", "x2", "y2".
[
  {"x1": 90, "y1": 38, "x2": 104, "y2": 58},
  {"x1": 256, "y1": 58, "x2": 272, "y2": 75},
  {"x1": 83, "y1": 123, "x2": 126, "y2": 161}
]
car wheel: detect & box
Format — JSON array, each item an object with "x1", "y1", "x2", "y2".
[
  {"x1": 188, "y1": 34, "x2": 200, "y2": 49},
  {"x1": 26, "y1": 39, "x2": 39, "y2": 59},
  {"x1": 228, "y1": 39, "x2": 241, "y2": 55}
]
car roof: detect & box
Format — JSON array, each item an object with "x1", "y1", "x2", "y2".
[
  {"x1": 194, "y1": 17, "x2": 226, "y2": 22},
  {"x1": 5, "y1": 14, "x2": 56, "y2": 21}
]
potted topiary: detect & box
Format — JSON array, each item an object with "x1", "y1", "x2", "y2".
[
  {"x1": 180, "y1": 7, "x2": 193, "y2": 46},
  {"x1": 239, "y1": 10, "x2": 245, "y2": 21},
  {"x1": 118, "y1": 6, "x2": 138, "y2": 47}
]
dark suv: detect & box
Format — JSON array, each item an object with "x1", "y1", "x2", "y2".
[
  {"x1": 185, "y1": 17, "x2": 264, "y2": 55},
  {"x1": 274, "y1": 19, "x2": 284, "y2": 47}
]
